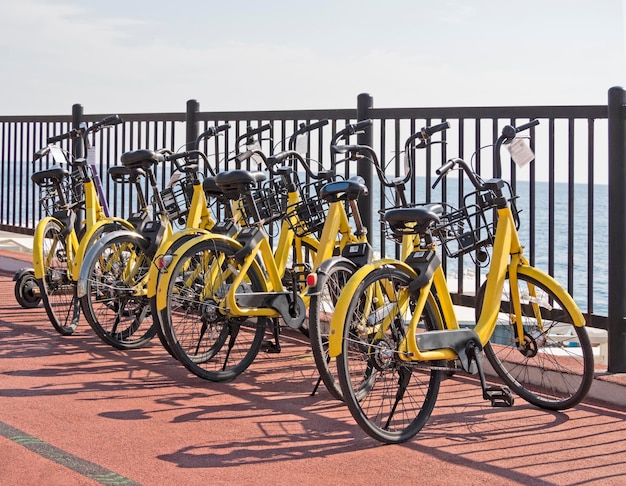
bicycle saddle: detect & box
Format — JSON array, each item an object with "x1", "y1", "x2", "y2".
[
  {"x1": 215, "y1": 170, "x2": 266, "y2": 200},
  {"x1": 31, "y1": 166, "x2": 69, "y2": 186},
  {"x1": 383, "y1": 204, "x2": 443, "y2": 234},
  {"x1": 109, "y1": 166, "x2": 143, "y2": 184},
  {"x1": 120, "y1": 149, "x2": 165, "y2": 169},
  {"x1": 319, "y1": 176, "x2": 368, "y2": 202}
]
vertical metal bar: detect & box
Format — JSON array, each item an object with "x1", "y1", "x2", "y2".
[
  {"x1": 587, "y1": 120, "x2": 595, "y2": 314},
  {"x1": 528, "y1": 119, "x2": 536, "y2": 267},
  {"x1": 567, "y1": 118, "x2": 575, "y2": 295},
  {"x1": 357, "y1": 93, "x2": 374, "y2": 244},
  {"x1": 607, "y1": 86, "x2": 626, "y2": 372},
  {"x1": 548, "y1": 119, "x2": 555, "y2": 277}
]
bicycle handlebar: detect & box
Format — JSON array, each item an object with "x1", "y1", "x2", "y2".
[
  {"x1": 331, "y1": 121, "x2": 450, "y2": 188},
  {"x1": 235, "y1": 123, "x2": 272, "y2": 151},
  {"x1": 288, "y1": 119, "x2": 329, "y2": 151},
  {"x1": 330, "y1": 119, "x2": 372, "y2": 146},
  {"x1": 166, "y1": 149, "x2": 213, "y2": 175},
  {"x1": 434, "y1": 119, "x2": 540, "y2": 190},
  {"x1": 194, "y1": 123, "x2": 230, "y2": 149},
  {"x1": 46, "y1": 114, "x2": 123, "y2": 144}
]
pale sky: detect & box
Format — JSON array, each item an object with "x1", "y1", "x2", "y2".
[{"x1": 1, "y1": 0, "x2": 625, "y2": 116}]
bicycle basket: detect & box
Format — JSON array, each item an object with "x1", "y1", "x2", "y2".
[
  {"x1": 285, "y1": 180, "x2": 329, "y2": 237},
  {"x1": 235, "y1": 176, "x2": 288, "y2": 225},
  {"x1": 433, "y1": 182, "x2": 520, "y2": 258},
  {"x1": 161, "y1": 172, "x2": 193, "y2": 225},
  {"x1": 35, "y1": 167, "x2": 85, "y2": 216}
]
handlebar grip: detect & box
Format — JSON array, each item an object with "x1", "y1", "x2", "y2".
[
  {"x1": 424, "y1": 121, "x2": 450, "y2": 137},
  {"x1": 215, "y1": 123, "x2": 230, "y2": 133},
  {"x1": 353, "y1": 119, "x2": 372, "y2": 132},
  {"x1": 245, "y1": 123, "x2": 272, "y2": 138},
  {"x1": 47, "y1": 129, "x2": 77, "y2": 144},
  {"x1": 516, "y1": 119, "x2": 540, "y2": 133},
  {"x1": 100, "y1": 114, "x2": 123, "y2": 127},
  {"x1": 436, "y1": 158, "x2": 456, "y2": 175},
  {"x1": 299, "y1": 119, "x2": 329, "y2": 133}
]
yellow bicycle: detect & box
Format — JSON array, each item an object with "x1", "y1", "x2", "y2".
[
  {"x1": 30, "y1": 115, "x2": 134, "y2": 335},
  {"x1": 308, "y1": 121, "x2": 450, "y2": 400},
  {"x1": 76, "y1": 123, "x2": 231, "y2": 349},
  {"x1": 328, "y1": 120, "x2": 594, "y2": 443},
  {"x1": 155, "y1": 121, "x2": 374, "y2": 381}
]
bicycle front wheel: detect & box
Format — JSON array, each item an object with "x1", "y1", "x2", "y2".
[
  {"x1": 477, "y1": 270, "x2": 594, "y2": 410},
  {"x1": 160, "y1": 238, "x2": 266, "y2": 382},
  {"x1": 79, "y1": 233, "x2": 156, "y2": 349},
  {"x1": 38, "y1": 219, "x2": 80, "y2": 335},
  {"x1": 336, "y1": 266, "x2": 441, "y2": 444}
]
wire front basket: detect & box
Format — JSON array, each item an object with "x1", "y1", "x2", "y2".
[
  {"x1": 432, "y1": 181, "x2": 520, "y2": 259},
  {"x1": 233, "y1": 176, "x2": 288, "y2": 226},
  {"x1": 161, "y1": 172, "x2": 193, "y2": 225},
  {"x1": 285, "y1": 180, "x2": 329, "y2": 237},
  {"x1": 35, "y1": 166, "x2": 86, "y2": 217}
]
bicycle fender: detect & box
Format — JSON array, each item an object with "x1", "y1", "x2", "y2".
[
  {"x1": 71, "y1": 217, "x2": 134, "y2": 281},
  {"x1": 155, "y1": 234, "x2": 242, "y2": 311},
  {"x1": 32, "y1": 216, "x2": 62, "y2": 280},
  {"x1": 327, "y1": 259, "x2": 417, "y2": 358},
  {"x1": 306, "y1": 256, "x2": 356, "y2": 297},
  {"x1": 76, "y1": 229, "x2": 147, "y2": 298},
  {"x1": 145, "y1": 228, "x2": 211, "y2": 298},
  {"x1": 516, "y1": 265, "x2": 586, "y2": 327}
]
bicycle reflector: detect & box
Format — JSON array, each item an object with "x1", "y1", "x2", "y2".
[
  {"x1": 156, "y1": 255, "x2": 173, "y2": 272},
  {"x1": 306, "y1": 273, "x2": 317, "y2": 288}
]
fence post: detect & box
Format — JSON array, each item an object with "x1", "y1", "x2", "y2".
[
  {"x1": 607, "y1": 86, "x2": 626, "y2": 373},
  {"x1": 72, "y1": 103, "x2": 84, "y2": 159},
  {"x1": 71, "y1": 103, "x2": 84, "y2": 232},
  {"x1": 357, "y1": 93, "x2": 374, "y2": 243},
  {"x1": 186, "y1": 99, "x2": 200, "y2": 150}
]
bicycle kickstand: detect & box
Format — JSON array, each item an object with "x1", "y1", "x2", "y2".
[
  {"x1": 262, "y1": 318, "x2": 282, "y2": 354},
  {"x1": 466, "y1": 341, "x2": 515, "y2": 407}
]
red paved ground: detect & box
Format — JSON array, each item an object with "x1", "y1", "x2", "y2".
[{"x1": 1, "y1": 271, "x2": 625, "y2": 486}]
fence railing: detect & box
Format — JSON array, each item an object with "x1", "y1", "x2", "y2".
[{"x1": 1, "y1": 90, "x2": 624, "y2": 372}]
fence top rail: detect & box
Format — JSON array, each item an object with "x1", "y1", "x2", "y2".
[{"x1": 0, "y1": 104, "x2": 607, "y2": 125}]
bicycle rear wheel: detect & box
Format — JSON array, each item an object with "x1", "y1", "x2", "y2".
[
  {"x1": 336, "y1": 266, "x2": 441, "y2": 444},
  {"x1": 160, "y1": 238, "x2": 266, "y2": 382},
  {"x1": 79, "y1": 233, "x2": 156, "y2": 349},
  {"x1": 309, "y1": 257, "x2": 357, "y2": 401},
  {"x1": 477, "y1": 271, "x2": 594, "y2": 410},
  {"x1": 38, "y1": 219, "x2": 80, "y2": 335}
]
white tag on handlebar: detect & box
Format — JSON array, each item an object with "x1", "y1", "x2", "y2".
[
  {"x1": 507, "y1": 137, "x2": 534, "y2": 168},
  {"x1": 48, "y1": 145, "x2": 68, "y2": 165},
  {"x1": 87, "y1": 146, "x2": 96, "y2": 165}
]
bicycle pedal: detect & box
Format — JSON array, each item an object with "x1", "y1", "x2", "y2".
[
  {"x1": 261, "y1": 340, "x2": 281, "y2": 353},
  {"x1": 483, "y1": 385, "x2": 514, "y2": 407}
]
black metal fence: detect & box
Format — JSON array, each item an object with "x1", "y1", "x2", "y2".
[{"x1": 1, "y1": 91, "x2": 624, "y2": 372}]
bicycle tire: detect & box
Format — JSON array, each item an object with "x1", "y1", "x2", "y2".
[
  {"x1": 476, "y1": 271, "x2": 594, "y2": 410},
  {"x1": 38, "y1": 218, "x2": 80, "y2": 335},
  {"x1": 336, "y1": 266, "x2": 442, "y2": 444},
  {"x1": 160, "y1": 238, "x2": 267, "y2": 382},
  {"x1": 309, "y1": 257, "x2": 357, "y2": 401},
  {"x1": 79, "y1": 232, "x2": 157, "y2": 349},
  {"x1": 150, "y1": 232, "x2": 211, "y2": 360},
  {"x1": 14, "y1": 270, "x2": 41, "y2": 308}
]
